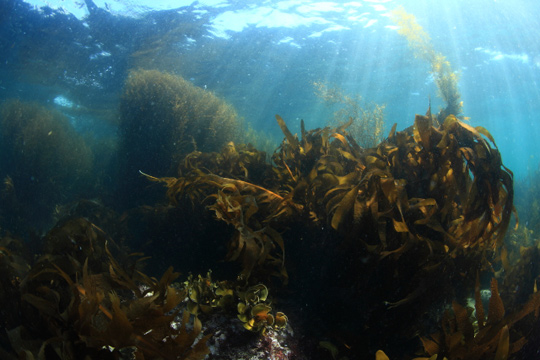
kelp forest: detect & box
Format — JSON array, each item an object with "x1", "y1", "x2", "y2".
[{"x1": 1, "y1": 5, "x2": 540, "y2": 360}]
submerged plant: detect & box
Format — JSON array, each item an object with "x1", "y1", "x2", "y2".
[
  {"x1": 412, "y1": 276, "x2": 540, "y2": 360},
  {"x1": 150, "y1": 109, "x2": 514, "y2": 261},
  {"x1": 313, "y1": 81, "x2": 386, "y2": 148},
  {"x1": 183, "y1": 272, "x2": 288, "y2": 335},
  {"x1": 391, "y1": 6, "x2": 463, "y2": 121},
  {"x1": 1, "y1": 217, "x2": 211, "y2": 360},
  {"x1": 117, "y1": 69, "x2": 244, "y2": 207},
  {"x1": 0, "y1": 100, "x2": 94, "y2": 232},
  {"x1": 147, "y1": 111, "x2": 515, "y2": 357},
  {"x1": 184, "y1": 271, "x2": 234, "y2": 315},
  {"x1": 237, "y1": 283, "x2": 288, "y2": 334}
]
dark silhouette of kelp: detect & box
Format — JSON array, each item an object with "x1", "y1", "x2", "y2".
[
  {"x1": 0, "y1": 217, "x2": 210, "y2": 360},
  {"x1": 117, "y1": 69, "x2": 243, "y2": 208},
  {"x1": 0, "y1": 100, "x2": 94, "y2": 233},
  {"x1": 0, "y1": 212, "x2": 289, "y2": 358}
]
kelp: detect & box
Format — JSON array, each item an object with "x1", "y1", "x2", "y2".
[
  {"x1": 141, "y1": 141, "x2": 291, "y2": 283},
  {"x1": 183, "y1": 272, "x2": 288, "y2": 335},
  {"x1": 151, "y1": 110, "x2": 512, "y2": 275},
  {"x1": 376, "y1": 278, "x2": 540, "y2": 360},
  {"x1": 0, "y1": 201, "x2": 295, "y2": 358},
  {"x1": 0, "y1": 218, "x2": 211, "y2": 360},
  {"x1": 0, "y1": 100, "x2": 94, "y2": 232},
  {"x1": 148, "y1": 111, "x2": 517, "y2": 357},
  {"x1": 391, "y1": 7, "x2": 463, "y2": 121},
  {"x1": 313, "y1": 81, "x2": 386, "y2": 148},
  {"x1": 117, "y1": 69, "x2": 244, "y2": 208},
  {"x1": 0, "y1": 235, "x2": 30, "y2": 334},
  {"x1": 184, "y1": 270, "x2": 235, "y2": 315},
  {"x1": 236, "y1": 283, "x2": 288, "y2": 334},
  {"x1": 414, "y1": 277, "x2": 540, "y2": 360}
]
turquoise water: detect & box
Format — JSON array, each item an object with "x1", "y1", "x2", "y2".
[
  {"x1": 3, "y1": 0, "x2": 539, "y2": 179},
  {"x1": 1, "y1": 1, "x2": 540, "y2": 358}
]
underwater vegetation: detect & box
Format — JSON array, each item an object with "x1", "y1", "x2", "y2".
[
  {"x1": 0, "y1": 211, "x2": 290, "y2": 359},
  {"x1": 514, "y1": 166, "x2": 540, "y2": 237},
  {"x1": 0, "y1": 100, "x2": 94, "y2": 233},
  {"x1": 0, "y1": 94, "x2": 538, "y2": 359},
  {"x1": 141, "y1": 106, "x2": 539, "y2": 358},
  {"x1": 117, "y1": 69, "x2": 243, "y2": 208},
  {"x1": 391, "y1": 7, "x2": 463, "y2": 121},
  {"x1": 0, "y1": 5, "x2": 538, "y2": 358},
  {"x1": 151, "y1": 109, "x2": 514, "y2": 278},
  {"x1": 313, "y1": 81, "x2": 386, "y2": 148},
  {"x1": 0, "y1": 217, "x2": 211, "y2": 359},
  {"x1": 378, "y1": 275, "x2": 540, "y2": 360}
]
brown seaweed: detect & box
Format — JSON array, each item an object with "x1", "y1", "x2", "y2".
[
  {"x1": 147, "y1": 111, "x2": 520, "y2": 357},
  {"x1": 1, "y1": 218, "x2": 210, "y2": 360},
  {"x1": 149, "y1": 112, "x2": 513, "y2": 282},
  {"x1": 0, "y1": 100, "x2": 94, "y2": 232},
  {"x1": 391, "y1": 7, "x2": 463, "y2": 121},
  {"x1": 313, "y1": 81, "x2": 386, "y2": 148},
  {"x1": 414, "y1": 277, "x2": 540, "y2": 360}
]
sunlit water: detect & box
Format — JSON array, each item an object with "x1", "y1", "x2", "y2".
[
  {"x1": 1, "y1": 1, "x2": 540, "y2": 357},
  {"x1": 2, "y1": 0, "x2": 540, "y2": 179}
]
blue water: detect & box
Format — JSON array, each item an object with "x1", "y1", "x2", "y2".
[
  {"x1": 2, "y1": 0, "x2": 539, "y2": 180},
  {"x1": 2, "y1": 1, "x2": 540, "y2": 357},
  {"x1": 1, "y1": 0, "x2": 540, "y2": 219}
]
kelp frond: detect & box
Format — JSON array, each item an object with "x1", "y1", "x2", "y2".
[
  {"x1": 391, "y1": 6, "x2": 463, "y2": 120},
  {"x1": 11, "y1": 218, "x2": 210, "y2": 360},
  {"x1": 148, "y1": 112, "x2": 514, "y2": 289}
]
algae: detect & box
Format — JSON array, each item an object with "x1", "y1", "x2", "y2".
[
  {"x1": 391, "y1": 6, "x2": 463, "y2": 121},
  {"x1": 0, "y1": 100, "x2": 94, "y2": 232}
]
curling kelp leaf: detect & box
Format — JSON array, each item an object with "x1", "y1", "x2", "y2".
[
  {"x1": 330, "y1": 184, "x2": 360, "y2": 231},
  {"x1": 487, "y1": 278, "x2": 505, "y2": 325},
  {"x1": 475, "y1": 125, "x2": 496, "y2": 145}
]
